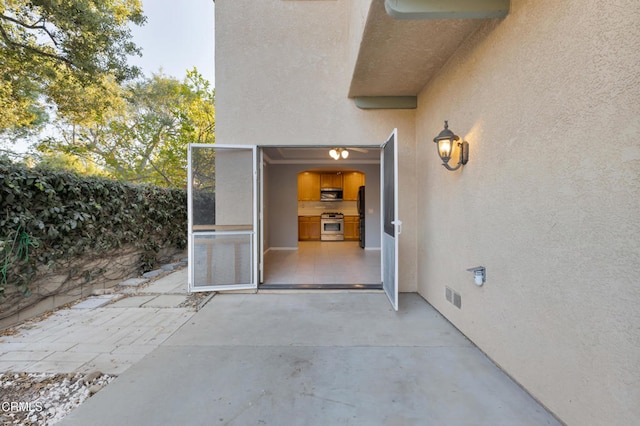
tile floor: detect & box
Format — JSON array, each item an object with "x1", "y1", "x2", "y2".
[{"x1": 262, "y1": 241, "x2": 381, "y2": 286}]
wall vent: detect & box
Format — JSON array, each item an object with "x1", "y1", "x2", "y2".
[
  {"x1": 453, "y1": 292, "x2": 462, "y2": 309},
  {"x1": 445, "y1": 286, "x2": 461, "y2": 309}
]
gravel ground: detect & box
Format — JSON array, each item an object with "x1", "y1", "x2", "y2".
[{"x1": 0, "y1": 371, "x2": 115, "y2": 425}]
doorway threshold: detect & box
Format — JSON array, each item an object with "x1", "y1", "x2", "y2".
[{"x1": 259, "y1": 283, "x2": 383, "y2": 290}]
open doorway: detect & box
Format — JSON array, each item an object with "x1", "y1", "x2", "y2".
[
  {"x1": 260, "y1": 147, "x2": 382, "y2": 289},
  {"x1": 187, "y1": 131, "x2": 399, "y2": 308}
]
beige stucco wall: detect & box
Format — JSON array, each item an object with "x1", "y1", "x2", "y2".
[
  {"x1": 215, "y1": 0, "x2": 417, "y2": 291},
  {"x1": 415, "y1": 0, "x2": 640, "y2": 424}
]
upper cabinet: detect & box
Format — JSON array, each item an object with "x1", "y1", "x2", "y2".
[
  {"x1": 320, "y1": 173, "x2": 343, "y2": 189},
  {"x1": 343, "y1": 171, "x2": 365, "y2": 200},
  {"x1": 298, "y1": 172, "x2": 321, "y2": 201},
  {"x1": 298, "y1": 170, "x2": 364, "y2": 201}
]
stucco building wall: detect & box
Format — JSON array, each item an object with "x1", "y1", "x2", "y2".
[
  {"x1": 215, "y1": 0, "x2": 639, "y2": 423},
  {"x1": 415, "y1": 0, "x2": 640, "y2": 424},
  {"x1": 215, "y1": 0, "x2": 417, "y2": 291}
]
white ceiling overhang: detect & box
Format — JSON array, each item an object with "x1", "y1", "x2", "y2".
[{"x1": 350, "y1": 0, "x2": 510, "y2": 109}]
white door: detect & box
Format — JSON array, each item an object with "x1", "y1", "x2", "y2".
[
  {"x1": 187, "y1": 144, "x2": 258, "y2": 291},
  {"x1": 381, "y1": 129, "x2": 401, "y2": 310}
]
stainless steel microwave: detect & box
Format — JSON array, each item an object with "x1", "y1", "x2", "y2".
[{"x1": 320, "y1": 188, "x2": 343, "y2": 201}]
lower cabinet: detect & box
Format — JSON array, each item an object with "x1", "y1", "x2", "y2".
[
  {"x1": 298, "y1": 216, "x2": 321, "y2": 241},
  {"x1": 344, "y1": 216, "x2": 359, "y2": 241}
]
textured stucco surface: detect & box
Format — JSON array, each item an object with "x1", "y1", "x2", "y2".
[
  {"x1": 415, "y1": 0, "x2": 640, "y2": 424},
  {"x1": 215, "y1": 0, "x2": 639, "y2": 423},
  {"x1": 349, "y1": 0, "x2": 482, "y2": 96},
  {"x1": 215, "y1": 0, "x2": 417, "y2": 291}
]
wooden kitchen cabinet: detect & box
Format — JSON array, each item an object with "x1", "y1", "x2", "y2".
[
  {"x1": 299, "y1": 171, "x2": 363, "y2": 200},
  {"x1": 342, "y1": 172, "x2": 365, "y2": 201},
  {"x1": 298, "y1": 172, "x2": 320, "y2": 201},
  {"x1": 344, "y1": 216, "x2": 360, "y2": 241},
  {"x1": 298, "y1": 216, "x2": 321, "y2": 241},
  {"x1": 320, "y1": 173, "x2": 343, "y2": 189}
]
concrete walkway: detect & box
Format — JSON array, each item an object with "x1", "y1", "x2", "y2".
[
  {"x1": 0, "y1": 268, "x2": 196, "y2": 375},
  {"x1": 59, "y1": 291, "x2": 561, "y2": 425}
]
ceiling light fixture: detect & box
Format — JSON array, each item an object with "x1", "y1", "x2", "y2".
[{"x1": 329, "y1": 148, "x2": 349, "y2": 160}]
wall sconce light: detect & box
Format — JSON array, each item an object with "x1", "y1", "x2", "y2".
[
  {"x1": 433, "y1": 121, "x2": 469, "y2": 171},
  {"x1": 329, "y1": 148, "x2": 349, "y2": 160},
  {"x1": 466, "y1": 266, "x2": 486, "y2": 286}
]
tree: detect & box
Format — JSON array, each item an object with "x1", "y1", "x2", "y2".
[
  {"x1": 0, "y1": 0, "x2": 145, "y2": 131},
  {"x1": 39, "y1": 68, "x2": 216, "y2": 187},
  {"x1": 33, "y1": 150, "x2": 108, "y2": 176}
]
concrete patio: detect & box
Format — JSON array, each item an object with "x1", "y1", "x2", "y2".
[{"x1": 60, "y1": 291, "x2": 561, "y2": 425}]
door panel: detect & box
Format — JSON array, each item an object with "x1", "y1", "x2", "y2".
[
  {"x1": 188, "y1": 144, "x2": 257, "y2": 291},
  {"x1": 381, "y1": 129, "x2": 400, "y2": 310}
]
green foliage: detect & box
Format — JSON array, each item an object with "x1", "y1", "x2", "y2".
[
  {"x1": 33, "y1": 151, "x2": 108, "y2": 177},
  {"x1": 0, "y1": 157, "x2": 186, "y2": 296},
  {"x1": 38, "y1": 68, "x2": 215, "y2": 187},
  {"x1": 0, "y1": 0, "x2": 145, "y2": 131}
]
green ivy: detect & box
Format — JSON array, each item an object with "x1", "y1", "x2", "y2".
[{"x1": 0, "y1": 158, "x2": 187, "y2": 297}]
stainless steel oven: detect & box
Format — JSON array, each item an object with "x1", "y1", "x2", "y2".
[{"x1": 320, "y1": 212, "x2": 344, "y2": 241}]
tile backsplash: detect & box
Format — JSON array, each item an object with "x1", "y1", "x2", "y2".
[{"x1": 298, "y1": 201, "x2": 358, "y2": 216}]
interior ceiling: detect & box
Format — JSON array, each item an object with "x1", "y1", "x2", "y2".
[
  {"x1": 262, "y1": 147, "x2": 380, "y2": 164},
  {"x1": 348, "y1": 0, "x2": 484, "y2": 97}
]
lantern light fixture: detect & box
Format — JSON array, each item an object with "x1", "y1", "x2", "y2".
[{"x1": 433, "y1": 121, "x2": 469, "y2": 171}]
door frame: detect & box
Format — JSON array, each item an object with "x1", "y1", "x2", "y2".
[
  {"x1": 256, "y1": 141, "x2": 397, "y2": 305},
  {"x1": 380, "y1": 129, "x2": 401, "y2": 310},
  {"x1": 187, "y1": 144, "x2": 259, "y2": 292}
]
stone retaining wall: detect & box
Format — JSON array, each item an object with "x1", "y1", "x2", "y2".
[{"x1": 0, "y1": 246, "x2": 184, "y2": 329}]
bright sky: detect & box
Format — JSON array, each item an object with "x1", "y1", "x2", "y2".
[{"x1": 128, "y1": 0, "x2": 215, "y2": 85}]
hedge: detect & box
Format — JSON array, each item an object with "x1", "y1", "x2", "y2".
[{"x1": 0, "y1": 157, "x2": 187, "y2": 297}]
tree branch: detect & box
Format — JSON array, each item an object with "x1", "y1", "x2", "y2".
[
  {"x1": 1, "y1": 13, "x2": 42, "y2": 29},
  {"x1": 0, "y1": 21, "x2": 74, "y2": 68},
  {"x1": 0, "y1": 14, "x2": 60, "y2": 47},
  {"x1": 148, "y1": 158, "x2": 173, "y2": 187}
]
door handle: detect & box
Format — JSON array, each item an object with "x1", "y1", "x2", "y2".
[{"x1": 392, "y1": 219, "x2": 403, "y2": 235}]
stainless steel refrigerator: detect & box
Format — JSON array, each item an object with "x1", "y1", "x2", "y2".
[{"x1": 357, "y1": 186, "x2": 365, "y2": 248}]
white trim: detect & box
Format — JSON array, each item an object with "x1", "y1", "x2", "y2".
[
  {"x1": 189, "y1": 143, "x2": 256, "y2": 149},
  {"x1": 253, "y1": 145, "x2": 259, "y2": 291},
  {"x1": 259, "y1": 148, "x2": 264, "y2": 284},
  {"x1": 268, "y1": 247, "x2": 299, "y2": 251},
  {"x1": 187, "y1": 144, "x2": 259, "y2": 293},
  {"x1": 380, "y1": 128, "x2": 399, "y2": 311},
  {"x1": 266, "y1": 159, "x2": 380, "y2": 165},
  {"x1": 187, "y1": 146, "x2": 193, "y2": 290},
  {"x1": 260, "y1": 144, "x2": 381, "y2": 165},
  {"x1": 262, "y1": 151, "x2": 273, "y2": 164}
]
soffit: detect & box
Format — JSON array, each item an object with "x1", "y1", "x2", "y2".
[{"x1": 348, "y1": 0, "x2": 484, "y2": 97}]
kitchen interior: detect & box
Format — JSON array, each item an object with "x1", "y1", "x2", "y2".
[{"x1": 261, "y1": 147, "x2": 382, "y2": 288}]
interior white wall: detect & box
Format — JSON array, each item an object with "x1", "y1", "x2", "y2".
[{"x1": 415, "y1": 0, "x2": 640, "y2": 424}]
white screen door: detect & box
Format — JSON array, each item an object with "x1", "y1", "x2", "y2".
[
  {"x1": 187, "y1": 144, "x2": 258, "y2": 291},
  {"x1": 381, "y1": 129, "x2": 401, "y2": 310}
]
